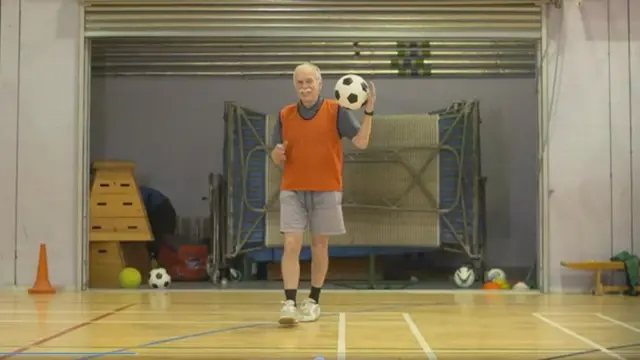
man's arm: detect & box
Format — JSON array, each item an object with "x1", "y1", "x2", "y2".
[
  {"x1": 270, "y1": 115, "x2": 285, "y2": 165},
  {"x1": 271, "y1": 115, "x2": 282, "y2": 147},
  {"x1": 337, "y1": 107, "x2": 371, "y2": 149}
]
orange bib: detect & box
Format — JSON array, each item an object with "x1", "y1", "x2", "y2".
[{"x1": 279, "y1": 99, "x2": 343, "y2": 191}]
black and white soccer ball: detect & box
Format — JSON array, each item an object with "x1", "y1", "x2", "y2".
[
  {"x1": 334, "y1": 74, "x2": 369, "y2": 110},
  {"x1": 453, "y1": 266, "x2": 476, "y2": 288},
  {"x1": 148, "y1": 268, "x2": 172, "y2": 289}
]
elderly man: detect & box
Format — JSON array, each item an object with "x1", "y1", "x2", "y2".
[{"x1": 270, "y1": 63, "x2": 376, "y2": 325}]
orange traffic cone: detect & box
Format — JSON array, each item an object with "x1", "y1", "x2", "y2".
[{"x1": 28, "y1": 243, "x2": 56, "y2": 294}]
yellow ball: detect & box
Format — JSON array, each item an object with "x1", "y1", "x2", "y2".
[
  {"x1": 493, "y1": 278, "x2": 510, "y2": 289},
  {"x1": 119, "y1": 267, "x2": 142, "y2": 289}
]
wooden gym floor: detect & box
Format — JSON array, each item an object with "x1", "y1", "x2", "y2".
[{"x1": 0, "y1": 290, "x2": 639, "y2": 359}]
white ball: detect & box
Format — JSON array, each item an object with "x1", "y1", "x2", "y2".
[
  {"x1": 512, "y1": 281, "x2": 530, "y2": 291},
  {"x1": 485, "y1": 268, "x2": 506, "y2": 282},
  {"x1": 334, "y1": 74, "x2": 369, "y2": 110},
  {"x1": 148, "y1": 268, "x2": 172, "y2": 289},
  {"x1": 453, "y1": 266, "x2": 476, "y2": 288}
]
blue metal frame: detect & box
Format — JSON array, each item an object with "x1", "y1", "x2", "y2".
[{"x1": 224, "y1": 101, "x2": 483, "y2": 263}]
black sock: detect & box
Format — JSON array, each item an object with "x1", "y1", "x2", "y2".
[
  {"x1": 284, "y1": 289, "x2": 297, "y2": 304},
  {"x1": 309, "y1": 286, "x2": 321, "y2": 304}
]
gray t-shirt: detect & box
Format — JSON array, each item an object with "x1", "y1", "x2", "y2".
[{"x1": 271, "y1": 97, "x2": 361, "y2": 145}]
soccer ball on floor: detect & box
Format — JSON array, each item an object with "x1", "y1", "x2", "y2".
[
  {"x1": 453, "y1": 266, "x2": 476, "y2": 288},
  {"x1": 334, "y1": 74, "x2": 369, "y2": 110},
  {"x1": 485, "y1": 268, "x2": 507, "y2": 282},
  {"x1": 148, "y1": 267, "x2": 172, "y2": 289}
]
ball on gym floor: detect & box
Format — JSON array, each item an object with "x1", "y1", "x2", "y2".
[
  {"x1": 493, "y1": 278, "x2": 510, "y2": 289},
  {"x1": 119, "y1": 267, "x2": 142, "y2": 289},
  {"x1": 453, "y1": 266, "x2": 476, "y2": 288},
  {"x1": 512, "y1": 281, "x2": 530, "y2": 291},
  {"x1": 485, "y1": 268, "x2": 507, "y2": 282},
  {"x1": 482, "y1": 281, "x2": 501, "y2": 290},
  {"x1": 148, "y1": 268, "x2": 172, "y2": 289}
]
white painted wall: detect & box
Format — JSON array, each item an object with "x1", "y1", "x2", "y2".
[
  {"x1": 0, "y1": 0, "x2": 20, "y2": 287},
  {"x1": 0, "y1": 0, "x2": 82, "y2": 289},
  {"x1": 544, "y1": 0, "x2": 640, "y2": 292}
]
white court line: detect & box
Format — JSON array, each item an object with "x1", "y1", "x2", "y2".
[
  {"x1": 337, "y1": 312, "x2": 346, "y2": 360},
  {"x1": 596, "y1": 314, "x2": 640, "y2": 333},
  {"x1": 532, "y1": 313, "x2": 626, "y2": 360},
  {"x1": 402, "y1": 313, "x2": 437, "y2": 360}
]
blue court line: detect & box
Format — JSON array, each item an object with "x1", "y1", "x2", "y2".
[
  {"x1": 539, "y1": 342, "x2": 640, "y2": 360},
  {"x1": 73, "y1": 301, "x2": 449, "y2": 360},
  {"x1": 73, "y1": 323, "x2": 269, "y2": 360}
]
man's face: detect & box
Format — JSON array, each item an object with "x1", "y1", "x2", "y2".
[{"x1": 294, "y1": 67, "x2": 321, "y2": 105}]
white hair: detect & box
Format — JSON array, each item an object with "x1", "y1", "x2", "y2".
[{"x1": 293, "y1": 62, "x2": 322, "y2": 83}]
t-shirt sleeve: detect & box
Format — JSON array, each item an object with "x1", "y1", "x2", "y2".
[
  {"x1": 337, "y1": 106, "x2": 361, "y2": 140},
  {"x1": 271, "y1": 112, "x2": 282, "y2": 146}
]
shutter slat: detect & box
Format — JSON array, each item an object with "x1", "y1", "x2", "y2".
[
  {"x1": 84, "y1": 1, "x2": 541, "y2": 39},
  {"x1": 86, "y1": 0, "x2": 541, "y2": 77},
  {"x1": 91, "y1": 39, "x2": 537, "y2": 77}
]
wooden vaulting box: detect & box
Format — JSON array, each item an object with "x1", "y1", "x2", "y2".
[{"x1": 89, "y1": 161, "x2": 153, "y2": 288}]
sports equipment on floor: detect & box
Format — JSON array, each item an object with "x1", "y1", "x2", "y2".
[
  {"x1": 486, "y1": 268, "x2": 507, "y2": 282},
  {"x1": 118, "y1": 267, "x2": 141, "y2": 289},
  {"x1": 453, "y1": 266, "x2": 476, "y2": 288},
  {"x1": 334, "y1": 74, "x2": 369, "y2": 110},
  {"x1": 482, "y1": 281, "x2": 501, "y2": 290},
  {"x1": 148, "y1": 267, "x2": 172, "y2": 289},
  {"x1": 512, "y1": 281, "x2": 530, "y2": 291},
  {"x1": 493, "y1": 278, "x2": 510, "y2": 289}
]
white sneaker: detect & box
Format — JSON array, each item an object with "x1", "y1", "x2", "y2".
[
  {"x1": 299, "y1": 298, "x2": 321, "y2": 322},
  {"x1": 278, "y1": 300, "x2": 298, "y2": 325}
]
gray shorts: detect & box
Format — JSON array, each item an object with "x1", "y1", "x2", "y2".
[{"x1": 279, "y1": 190, "x2": 346, "y2": 236}]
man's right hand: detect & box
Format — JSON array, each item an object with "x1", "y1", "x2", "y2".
[{"x1": 271, "y1": 141, "x2": 287, "y2": 165}]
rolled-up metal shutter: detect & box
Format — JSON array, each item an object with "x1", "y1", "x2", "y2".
[
  {"x1": 85, "y1": 0, "x2": 541, "y2": 39},
  {"x1": 86, "y1": 0, "x2": 541, "y2": 77},
  {"x1": 91, "y1": 39, "x2": 537, "y2": 77}
]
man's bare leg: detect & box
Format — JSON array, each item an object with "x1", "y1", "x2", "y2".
[
  {"x1": 282, "y1": 232, "x2": 303, "y2": 290},
  {"x1": 279, "y1": 231, "x2": 303, "y2": 325},
  {"x1": 298, "y1": 235, "x2": 328, "y2": 322},
  {"x1": 310, "y1": 235, "x2": 329, "y2": 300}
]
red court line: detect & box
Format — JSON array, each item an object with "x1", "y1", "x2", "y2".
[{"x1": 0, "y1": 303, "x2": 137, "y2": 359}]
